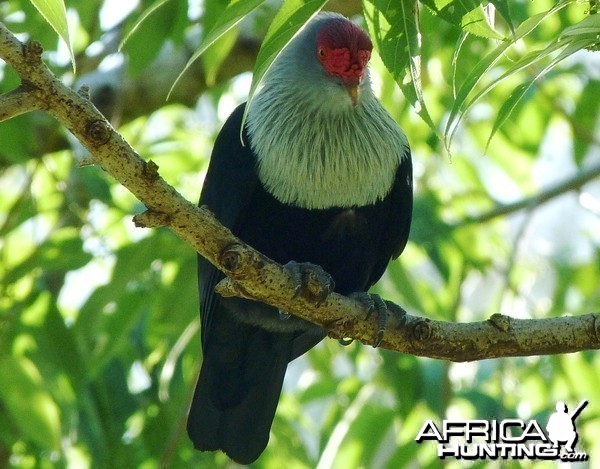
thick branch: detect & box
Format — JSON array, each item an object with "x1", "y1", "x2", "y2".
[{"x1": 1, "y1": 22, "x2": 599, "y2": 361}]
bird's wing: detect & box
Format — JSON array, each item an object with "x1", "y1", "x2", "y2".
[
  {"x1": 197, "y1": 103, "x2": 325, "y2": 353},
  {"x1": 192, "y1": 103, "x2": 324, "y2": 462},
  {"x1": 390, "y1": 147, "x2": 413, "y2": 259},
  {"x1": 367, "y1": 146, "x2": 413, "y2": 288},
  {"x1": 197, "y1": 103, "x2": 259, "y2": 347}
]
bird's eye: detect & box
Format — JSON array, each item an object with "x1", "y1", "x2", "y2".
[{"x1": 318, "y1": 48, "x2": 326, "y2": 57}]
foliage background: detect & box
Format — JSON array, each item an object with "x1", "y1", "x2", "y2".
[{"x1": 1, "y1": 0, "x2": 599, "y2": 467}]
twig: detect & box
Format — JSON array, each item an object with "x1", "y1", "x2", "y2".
[
  {"x1": 456, "y1": 162, "x2": 600, "y2": 226},
  {"x1": 0, "y1": 86, "x2": 40, "y2": 121},
  {"x1": 1, "y1": 21, "x2": 599, "y2": 360}
]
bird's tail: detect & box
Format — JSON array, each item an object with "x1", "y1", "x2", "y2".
[{"x1": 187, "y1": 316, "x2": 292, "y2": 465}]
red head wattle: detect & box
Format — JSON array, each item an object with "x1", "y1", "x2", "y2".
[{"x1": 316, "y1": 18, "x2": 373, "y2": 84}]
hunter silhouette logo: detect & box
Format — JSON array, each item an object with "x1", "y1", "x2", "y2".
[
  {"x1": 545, "y1": 400, "x2": 588, "y2": 454},
  {"x1": 415, "y1": 400, "x2": 589, "y2": 462}
]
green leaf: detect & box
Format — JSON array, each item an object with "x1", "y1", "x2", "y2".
[
  {"x1": 202, "y1": 29, "x2": 239, "y2": 86},
  {"x1": 454, "y1": 40, "x2": 561, "y2": 134},
  {"x1": 38, "y1": 227, "x2": 92, "y2": 272},
  {"x1": 0, "y1": 115, "x2": 37, "y2": 165},
  {"x1": 29, "y1": 0, "x2": 75, "y2": 72},
  {"x1": 364, "y1": 0, "x2": 416, "y2": 83},
  {"x1": 0, "y1": 356, "x2": 61, "y2": 450},
  {"x1": 123, "y1": 0, "x2": 184, "y2": 76},
  {"x1": 560, "y1": 13, "x2": 600, "y2": 38},
  {"x1": 364, "y1": 0, "x2": 440, "y2": 141},
  {"x1": 450, "y1": 31, "x2": 469, "y2": 98},
  {"x1": 119, "y1": 0, "x2": 173, "y2": 51},
  {"x1": 572, "y1": 80, "x2": 600, "y2": 166},
  {"x1": 246, "y1": 0, "x2": 327, "y2": 105},
  {"x1": 461, "y1": 3, "x2": 504, "y2": 39},
  {"x1": 236, "y1": 0, "x2": 328, "y2": 134},
  {"x1": 445, "y1": 0, "x2": 573, "y2": 146},
  {"x1": 200, "y1": 0, "x2": 243, "y2": 87},
  {"x1": 421, "y1": 0, "x2": 504, "y2": 39},
  {"x1": 486, "y1": 37, "x2": 599, "y2": 147},
  {"x1": 489, "y1": 0, "x2": 514, "y2": 34},
  {"x1": 168, "y1": 0, "x2": 266, "y2": 98},
  {"x1": 0, "y1": 178, "x2": 35, "y2": 237}
]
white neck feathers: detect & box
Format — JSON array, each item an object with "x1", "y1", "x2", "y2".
[{"x1": 245, "y1": 14, "x2": 409, "y2": 210}]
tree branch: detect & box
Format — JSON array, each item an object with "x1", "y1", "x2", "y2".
[
  {"x1": 1, "y1": 22, "x2": 599, "y2": 361},
  {"x1": 0, "y1": 86, "x2": 39, "y2": 120},
  {"x1": 456, "y1": 162, "x2": 600, "y2": 226}
]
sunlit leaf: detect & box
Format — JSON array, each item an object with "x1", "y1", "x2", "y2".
[
  {"x1": 489, "y1": 0, "x2": 514, "y2": 33},
  {"x1": 0, "y1": 116, "x2": 37, "y2": 165},
  {"x1": 445, "y1": 0, "x2": 574, "y2": 146},
  {"x1": 451, "y1": 31, "x2": 469, "y2": 98},
  {"x1": 123, "y1": 0, "x2": 185, "y2": 76},
  {"x1": 246, "y1": 0, "x2": 327, "y2": 105},
  {"x1": 119, "y1": 0, "x2": 173, "y2": 51},
  {"x1": 560, "y1": 13, "x2": 600, "y2": 38},
  {"x1": 572, "y1": 80, "x2": 600, "y2": 166},
  {"x1": 0, "y1": 356, "x2": 61, "y2": 450},
  {"x1": 200, "y1": 0, "x2": 242, "y2": 87},
  {"x1": 463, "y1": 2, "x2": 504, "y2": 39},
  {"x1": 421, "y1": 0, "x2": 504, "y2": 39},
  {"x1": 38, "y1": 227, "x2": 92, "y2": 272},
  {"x1": 486, "y1": 37, "x2": 599, "y2": 146},
  {"x1": 29, "y1": 0, "x2": 75, "y2": 72},
  {"x1": 168, "y1": 0, "x2": 266, "y2": 98},
  {"x1": 364, "y1": 0, "x2": 440, "y2": 139}
]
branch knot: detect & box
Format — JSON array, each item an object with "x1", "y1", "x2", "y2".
[
  {"x1": 23, "y1": 41, "x2": 43, "y2": 65},
  {"x1": 488, "y1": 313, "x2": 512, "y2": 332},
  {"x1": 412, "y1": 319, "x2": 432, "y2": 341},
  {"x1": 142, "y1": 160, "x2": 160, "y2": 181},
  {"x1": 85, "y1": 119, "x2": 112, "y2": 146},
  {"x1": 221, "y1": 243, "x2": 245, "y2": 273},
  {"x1": 133, "y1": 210, "x2": 171, "y2": 228},
  {"x1": 77, "y1": 85, "x2": 91, "y2": 100}
]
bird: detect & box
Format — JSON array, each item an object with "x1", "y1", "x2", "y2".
[{"x1": 187, "y1": 12, "x2": 413, "y2": 464}]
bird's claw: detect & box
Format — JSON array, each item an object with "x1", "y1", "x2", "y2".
[
  {"x1": 284, "y1": 261, "x2": 335, "y2": 306},
  {"x1": 350, "y1": 292, "x2": 406, "y2": 348}
]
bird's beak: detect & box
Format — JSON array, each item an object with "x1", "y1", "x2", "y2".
[
  {"x1": 346, "y1": 85, "x2": 360, "y2": 106},
  {"x1": 341, "y1": 74, "x2": 362, "y2": 106}
]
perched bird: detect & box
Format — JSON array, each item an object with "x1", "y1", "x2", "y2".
[{"x1": 188, "y1": 12, "x2": 413, "y2": 464}]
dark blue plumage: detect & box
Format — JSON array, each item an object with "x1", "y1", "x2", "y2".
[{"x1": 187, "y1": 13, "x2": 412, "y2": 464}]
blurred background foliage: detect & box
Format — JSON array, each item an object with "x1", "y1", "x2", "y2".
[{"x1": 1, "y1": 0, "x2": 600, "y2": 467}]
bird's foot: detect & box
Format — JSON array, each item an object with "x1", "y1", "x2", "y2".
[
  {"x1": 284, "y1": 261, "x2": 335, "y2": 306},
  {"x1": 338, "y1": 337, "x2": 354, "y2": 346},
  {"x1": 278, "y1": 310, "x2": 291, "y2": 320},
  {"x1": 350, "y1": 292, "x2": 406, "y2": 348}
]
